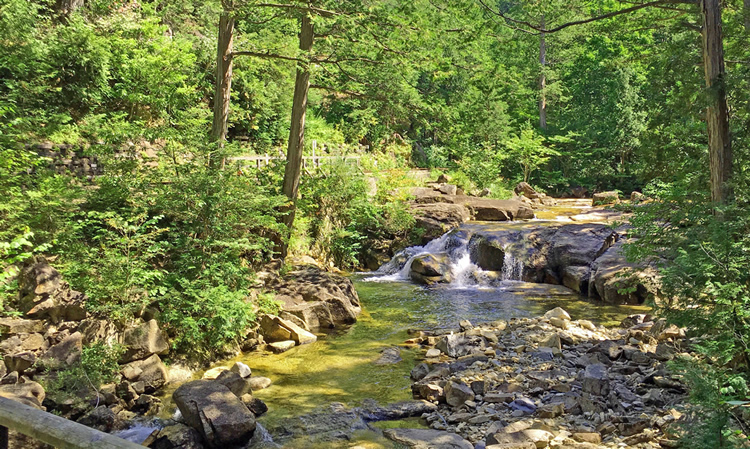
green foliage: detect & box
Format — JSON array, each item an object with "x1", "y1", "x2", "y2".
[
  {"x1": 669, "y1": 357, "x2": 750, "y2": 449},
  {"x1": 296, "y1": 161, "x2": 417, "y2": 268},
  {"x1": 160, "y1": 285, "x2": 255, "y2": 360},
  {"x1": 502, "y1": 127, "x2": 560, "y2": 183},
  {"x1": 44, "y1": 342, "x2": 124, "y2": 403}
]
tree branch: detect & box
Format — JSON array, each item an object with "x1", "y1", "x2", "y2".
[
  {"x1": 477, "y1": 0, "x2": 695, "y2": 34},
  {"x1": 251, "y1": 2, "x2": 338, "y2": 17},
  {"x1": 231, "y1": 50, "x2": 302, "y2": 62}
]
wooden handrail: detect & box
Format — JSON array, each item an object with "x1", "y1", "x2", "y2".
[{"x1": 0, "y1": 396, "x2": 145, "y2": 449}]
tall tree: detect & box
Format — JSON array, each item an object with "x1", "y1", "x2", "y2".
[
  {"x1": 700, "y1": 0, "x2": 731, "y2": 203},
  {"x1": 480, "y1": 0, "x2": 732, "y2": 200},
  {"x1": 210, "y1": 1, "x2": 235, "y2": 151}
]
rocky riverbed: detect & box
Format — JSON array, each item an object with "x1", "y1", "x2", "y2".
[{"x1": 399, "y1": 308, "x2": 688, "y2": 449}]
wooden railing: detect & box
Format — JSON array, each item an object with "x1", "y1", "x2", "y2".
[
  {"x1": 227, "y1": 140, "x2": 369, "y2": 170},
  {"x1": 0, "y1": 396, "x2": 145, "y2": 449}
]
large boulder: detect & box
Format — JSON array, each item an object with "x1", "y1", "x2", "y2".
[
  {"x1": 514, "y1": 182, "x2": 537, "y2": 198},
  {"x1": 258, "y1": 314, "x2": 317, "y2": 345},
  {"x1": 271, "y1": 266, "x2": 361, "y2": 330},
  {"x1": 409, "y1": 253, "x2": 452, "y2": 285},
  {"x1": 150, "y1": 423, "x2": 203, "y2": 449},
  {"x1": 0, "y1": 381, "x2": 46, "y2": 409},
  {"x1": 120, "y1": 354, "x2": 169, "y2": 392},
  {"x1": 18, "y1": 256, "x2": 87, "y2": 322},
  {"x1": 0, "y1": 318, "x2": 45, "y2": 334},
  {"x1": 592, "y1": 191, "x2": 620, "y2": 206},
  {"x1": 173, "y1": 380, "x2": 256, "y2": 448},
  {"x1": 78, "y1": 319, "x2": 120, "y2": 346},
  {"x1": 41, "y1": 331, "x2": 82, "y2": 367},
  {"x1": 457, "y1": 197, "x2": 535, "y2": 221},
  {"x1": 383, "y1": 428, "x2": 473, "y2": 449},
  {"x1": 121, "y1": 320, "x2": 169, "y2": 362},
  {"x1": 588, "y1": 241, "x2": 657, "y2": 304},
  {"x1": 411, "y1": 203, "x2": 471, "y2": 242}
]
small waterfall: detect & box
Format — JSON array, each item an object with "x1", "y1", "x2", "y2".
[
  {"x1": 370, "y1": 231, "x2": 471, "y2": 282},
  {"x1": 367, "y1": 226, "x2": 529, "y2": 287},
  {"x1": 501, "y1": 249, "x2": 524, "y2": 281}
]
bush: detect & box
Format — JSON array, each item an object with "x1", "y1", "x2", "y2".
[
  {"x1": 296, "y1": 160, "x2": 418, "y2": 268},
  {"x1": 43, "y1": 342, "x2": 124, "y2": 406},
  {"x1": 627, "y1": 177, "x2": 750, "y2": 446}
]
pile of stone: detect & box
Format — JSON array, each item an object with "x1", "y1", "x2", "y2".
[
  {"x1": 514, "y1": 182, "x2": 557, "y2": 207},
  {"x1": 0, "y1": 256, "x2": 169, "y2": 420},
  {"x1": 408, "y1": 178, "x2": 535, "y2": 243},
  {"x1": 402, "y1": 308, "x2": 688, "y2": 449},
  {"x1": 259, "y1": 265, "x2": 362, "y2": 353}
]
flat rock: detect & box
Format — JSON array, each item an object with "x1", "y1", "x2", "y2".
[
  {"x1": 383, "y1": 428, "x2": 473, "y2": 449},
  {"x1": 0, "y1": 318, "x2": 45, "y2": 334},
  {"x1": 268, "y1": 340, "x2": 295, "y2": 353}
]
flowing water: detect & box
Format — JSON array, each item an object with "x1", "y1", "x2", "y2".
[{"x1": 160, "y1": 201, "x2": 645, "y2": 448}]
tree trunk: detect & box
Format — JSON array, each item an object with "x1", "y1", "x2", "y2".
[
  {"x1": 280, "y1": 14, "x2": 314, "y2": 256},
  {"x1": 744, "y1": 0, "x2": 750, "y2": 30},
  {"x1": 56, "y1": 0, "x2": 84, "y2": 15},
  {"x1": 210, "y1": 12, "x2": 235, "y2": 152},
  {"x1": 701, "y1": 0, "x2": 731, "y2": 204},
  {"x1": 539, "y1": 15, "x2": 547, "y2": 130}
]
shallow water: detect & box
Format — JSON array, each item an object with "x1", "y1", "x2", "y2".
[
  {"x1": 162, "y1": 202, "x2": 645, "y2": 447},
  {"x1": 176, "y1": 277, "x2": 647, "y2": 445}
]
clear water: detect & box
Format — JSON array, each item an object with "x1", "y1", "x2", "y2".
[
  {"x1": 177, "y1": 278, "x2": 647, "y2": 444},
  {"x1": 164, "y1": 203, "x2": 643, "y2": 448}
]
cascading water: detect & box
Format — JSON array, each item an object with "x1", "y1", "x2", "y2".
[
  {"x1": 367, "y1": 226, "x2": 527, "y2": 287},
  {"x1": 501, "y1": 249, "x2": 524, "y2": 281}
]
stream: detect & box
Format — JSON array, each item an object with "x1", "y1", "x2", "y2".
[{"x1": 160, "y1": 201, "x2": 649, "y2": 448}]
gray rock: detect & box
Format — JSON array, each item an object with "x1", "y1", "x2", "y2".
[
  {"x1": 215, "y1": 370, "x2": 252, "y2": 398},
  {"x1": 41, "y1": 331, "x2": 82, "y2": 366},
  {"x1": 582, "y1": 363, "x2": 610, "y2": 396},
  {"x1": 230, "y1": 361, "x2": 252, "y2": 378},
  {"x1": 411, "y1": 203, "x2": 472, "y2": 242},
  {"x1": 173, "y1": 380, "x2": 256, "y2": 448},
  {"x1": 410, "y1": 254, "x2": 452, "y2": 285},
  {"x1": 411, "y1": 363, "x2": 430, "y2": 381},
  {"x1": 445, "y1": 381, "x2": 475, "y2": 407},
  {"x1": 4, "y1": 352, "x2": 36, "y2": 373},
  {"x1": 383, "y1": 428, "x2": 473, "y2": 449},
  {"x1": 508, "y1": 397, "x2": 536, "y2": 414},
  {"x1": 120, "y1": 354, "x2": 169, "y2": 392},
  {"x1": 77, "y1": 406, "x2": 127, "y2": 432},
  {"x1": 436, "y1": 334, "x2": 487, "y2": 358},
  {"x1": 374, "y1": 347, "x2": 402, "y2": 365},
  {"x1": 273, "y1": 267, "x2": 361, "y2": 330},
  {"x1": 121, "y1": 320, "x2": 169, "y2": 363},
  {"x1": 151, "y1": 423, "x2": 203, "y2": 449}
]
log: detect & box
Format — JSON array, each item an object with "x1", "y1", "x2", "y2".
[{"x1": 0, "y1": 396, "x2": 143, "y2": 449}]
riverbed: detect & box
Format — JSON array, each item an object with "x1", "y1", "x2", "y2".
[{"x1": 165, "y1": 201, "x2": 647, "y2": 448}]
